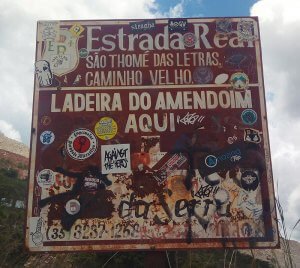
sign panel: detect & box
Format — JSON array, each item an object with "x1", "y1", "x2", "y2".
[{"x1": 26, "y1": 17, "x2": 279, "y2": 251}]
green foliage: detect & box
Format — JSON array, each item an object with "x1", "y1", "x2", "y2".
[
  {"x1": 70, "y1": 251, "x2": 145, "y2": 267},
  {"x1": 0, "y1": 165, "x2": 29, "y2": 267},
  {"x1": 17, "y1": 162, "x2": 28, "y2": 170},
  {"x1": 0, "y1": 207, "x2": 29, "y2": 267},
  {"x1": 65, "y1": 249, "x2": 272, "y2": 268},
  {"x1": 0, "y1": 167, "x2": 27, "y2": 202},
  {"x1": 0, "y1": 158, "x2": 11, "y2": 168}
]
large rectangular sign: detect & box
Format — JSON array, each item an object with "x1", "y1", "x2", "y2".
[{"x1": 26, "y1": 17, "x2": 279, "y2": 251}]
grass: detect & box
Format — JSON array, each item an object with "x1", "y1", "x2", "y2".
[{"x1": 271, "y1": 181, "x2": 300, "y2": 268}]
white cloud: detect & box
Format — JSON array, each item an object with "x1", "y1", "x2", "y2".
[
  {"x1": 0, "y1": 120, "x2": 22, "y2": 141},
  {"x1": 167, "y1": 1, "x2": 184, "y2": 18},
  {"x1": 251, "y1": 0, "x2": 300, "y2": 240},
  {"x1": 0, "y1": 0, "x2": 162, "y2": 146}
]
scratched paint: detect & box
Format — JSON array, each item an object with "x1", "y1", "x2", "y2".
[{"x1": 25, "y1": 17, "x2": 278, "y2": 252}]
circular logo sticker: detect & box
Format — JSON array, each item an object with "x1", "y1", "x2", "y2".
[
  {"x1": 205, "y1": 155, "x2": 218, "y2": 168},
  {"x1": 182, "y1": 32, "x2": 197, "y2": 47},
  {"x1": 193, "y1": 67, "x2": 213, "y2": 84},
  {"x1": 94, "y1": 117, "x2": 118, "y2": 140},
  {"x1": 65, "y1": 199, "x2": 81, "y2": 215},
  {"x1": 40, "y1": 130, "x2": 55, "y2": 145},
  {"x1": 241, "y1": 170, "x2": 259, "y2": 191},
  {"x1": 41, "y1": 115, "x2": 51, "y2": 126},
  {"x1": 79, "y1": 48, "x2": 89, "y2": 58},
  {"x1": 241, "y1": 109, "x2": 257, "y2": 125},
  {"x1": 37, "y1": 169, "x2": 55, "y2": 188},
  {"x1": 230, "y1": 72, "x2": 249, "y2": 90},
  {"x1": 65, "y1": 128, "x2": 98, "y2": 160}
]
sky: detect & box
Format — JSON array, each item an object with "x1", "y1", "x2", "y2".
[{"x1": 0, "y1": 0, "x2": 299, "y2": 241}]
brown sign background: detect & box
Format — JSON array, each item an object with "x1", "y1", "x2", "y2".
[{"x1": 25, "y1": 17, "x2": 279, "y2": 252}]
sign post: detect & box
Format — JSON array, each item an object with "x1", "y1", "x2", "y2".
[{"x1": 26, "y1": 17, "x2": 279, "y2": 252}]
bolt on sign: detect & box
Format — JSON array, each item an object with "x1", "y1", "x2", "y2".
[{"x1": 26, "y1": 17, "x2": 279, "y2": 252}]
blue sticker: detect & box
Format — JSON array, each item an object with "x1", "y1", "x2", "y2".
[
  {"x1": 205, "y1": 155, "x2": 218, "y2": 168},
  {"x1": 40, "y1": 130, "x2": 55, "y2": 145},
  {"x1": 241, "y1": 109, "x2": 257, "y2": 125}
]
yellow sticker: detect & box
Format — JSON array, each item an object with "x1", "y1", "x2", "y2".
[
  {"x1": 94, "y1": 117, "x2": 118, "y2": 140},
  {"x1": 69, "y1": 23, "x2": 85, "y2": 37}
]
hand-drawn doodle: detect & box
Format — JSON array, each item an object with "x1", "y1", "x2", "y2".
[
  {"x1": 30, "y1": 217, "x2": 44, "y2": 246},
  {"x1": 35, "y1": 60, "x2": 53, "y2": 86}
]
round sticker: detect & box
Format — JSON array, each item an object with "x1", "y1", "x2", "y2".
[
  {"x1": 40, "y1": 130, "x2": 55, "y2": 145},
  {"x1": 41, "y1": 115, "x2": 51, "y2": 126},
  {"x1": 182, "y1": 32, "x2": 197, "y2": 47},
  {"x1": 94, "y1": 117, "x2": 118, "y2": 140},
  {"x1": 230, "y1": 72, "x2": 249, "y2": 90},
  {"x1": 193, "y1": 67, "x2": 213, "y2": 84},
  {"x1": 65, "y1": 199, "x2": 81, "y2": 215},
  {"x1": 241, "y1": 109, "x2": 257, "y2": 125},
  {"x1": 65, "y1": 128, "x2": 98, "y2": 160},
  {"x1": 79, "y1": 48, "x2": 89, "y2": 58},
  {"x1": 205, "y1": 155, "x2": 218, "y2": 168},
  {"x1": 241, "y1": 170, "x2": 259, "y2": 191},
  {"x1": 37, "y1": 169, "x2": 55, "y2": 188}
]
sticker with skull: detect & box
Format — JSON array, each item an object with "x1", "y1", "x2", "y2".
[{"x1": 35, "y1": 60, "x2": 53, "y2": 87}]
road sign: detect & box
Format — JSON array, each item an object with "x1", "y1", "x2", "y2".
[{"x1": 26, "y1": 17, "x2": 279, "y2": 251}]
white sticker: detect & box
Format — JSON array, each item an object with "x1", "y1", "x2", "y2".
[
  {"x1": 65, "y1": 128, "x2": 98, "y2": 161},
  {"x1": 38, "y1": 21, "x2": 60, "y2": 41},
  {"x1": 65, "y1": 199, "x2": 81, "y2": 215},
  {"x1": 214, "y1": 73, "x2": 229, "y2": 84},
  {"x1": 40, "y1": 130, "x2": 55, "y2": 145},
  {"x1": 42, "y1": 29, "x2": 79, "y2": 76},
  {"x1": 37, "y1": 169, "x2": 55, "y2": 188},
  {"x1": 101, "y1": 144, "x2": 131, "y2": 174},
  {"x1": 29, "y1": 217, "x2": 44, "y2": 247}
]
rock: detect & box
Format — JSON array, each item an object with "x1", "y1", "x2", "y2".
[{"x1": 0, "y1": 132, "x2": 29, "y2": 158}]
